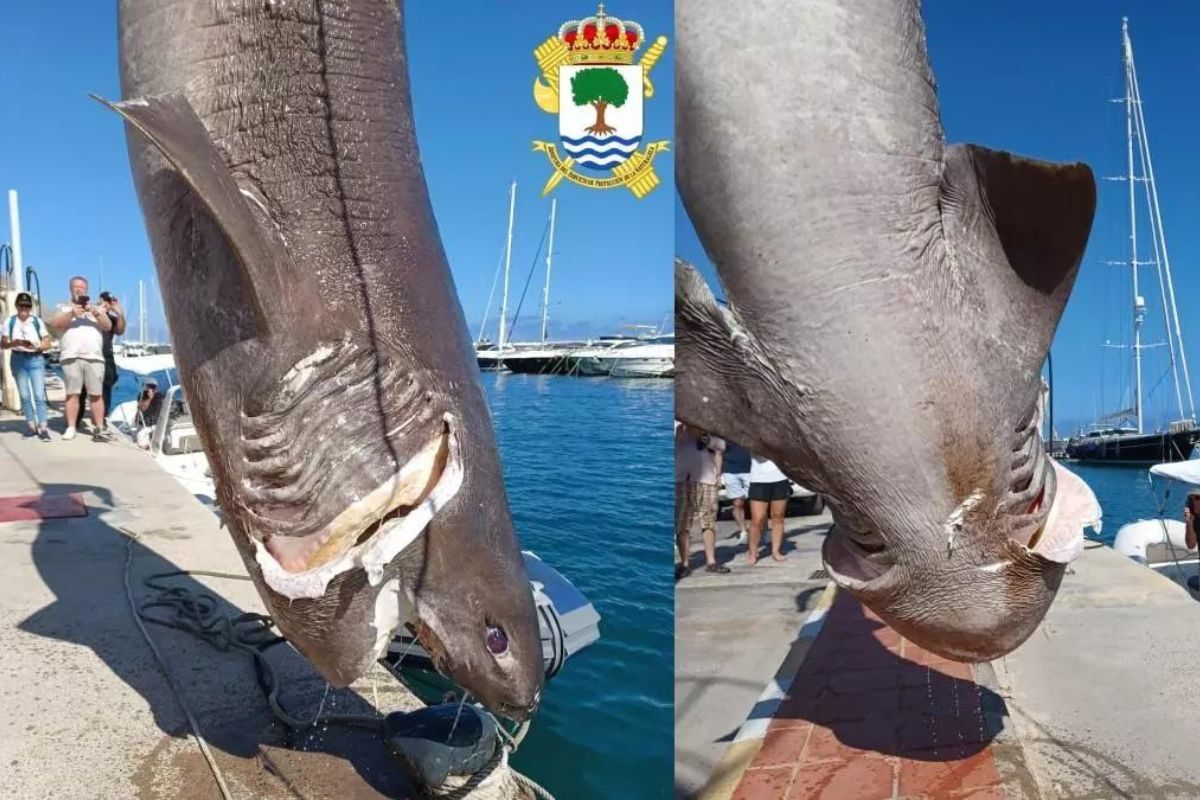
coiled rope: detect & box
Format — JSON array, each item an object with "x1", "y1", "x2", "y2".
[{"x1": 118, "y1": 529, "x2": 554, "y2": 799}]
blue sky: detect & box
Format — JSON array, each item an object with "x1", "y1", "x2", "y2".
[
  {"x1": 0, "y1": 1, "x2": 672, "y2": 344},
  {"x1": 677, "y1": 2, "x2": 1200, "y2": 436}
]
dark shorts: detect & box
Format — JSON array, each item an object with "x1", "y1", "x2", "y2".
[{"x1": 749, "y1": 479, "x2": 792, "y2": 502}]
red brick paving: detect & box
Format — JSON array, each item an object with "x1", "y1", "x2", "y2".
[{"x1": 732, "y1": 592, "x2": 1004, "y2": 799}]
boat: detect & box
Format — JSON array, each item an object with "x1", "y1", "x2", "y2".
[
  {"x1": 474, "y1": 181, "x2": 519, "y2": 372},
  {"x1": 606, "y1": 340, "x2": 674, "y2": 378},
  {"x1": 1065, "y1": 19, "x2": 1198, "y2": 465},
  {"x1": 501, "y1": 340, "x2": 590, "y2": 375},
  {"x1": 1113, "y1": 457, "x2": 1200, "y2": 598},
  {"x1": 107, "y1": 354, "x2": 214, "y2": 508},
  {"x1": 571, "y1": 334, "x2": 674, "y2": 378},
  {"x1": 382, "y1": 551, "x2": 601, "y2": 704},
  {"x1": 563, "y1": 339, "x2": 640, "y2": 375}
]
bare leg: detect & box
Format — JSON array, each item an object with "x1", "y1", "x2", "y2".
[
  {"x1": 770, "y1": 498, "x2": 788, "y2": 560},
  {"x1": 64, "y1": 395, "x2": 80, "y2": 430},
  {"x1": 89, "y1": 394, "x2": 106, "y2": 430},
  {"x1": 703, "y1": 526, "x2": 718, "y2": 566},
  {"x1": 731, "y1": 497, "x2": 747, "y2": 536},
  {"x1": 748, "y1": 499, "x2": 767, "y2": 566},
  {"x1": 675, "y1": 482, "x2": 692, "y2": 573}
]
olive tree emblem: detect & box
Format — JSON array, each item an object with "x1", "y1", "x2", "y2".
[{"x1": 531, "y1": 5, "x2": 671, "y2": 199}]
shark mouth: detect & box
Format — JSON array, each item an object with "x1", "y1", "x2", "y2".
[
  {"x1": 824, "y1": 416, "x2": 1098, "y2": 588},
  {"x1": 252, "y1": 414, "x2": 464, "y2": 600}
]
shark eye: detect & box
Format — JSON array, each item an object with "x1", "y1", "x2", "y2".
[{"x1": 486, "y1": 626, "x2": 509, "y2": 655}]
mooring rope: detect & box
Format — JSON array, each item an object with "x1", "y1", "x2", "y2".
[{"x1": 118, "y1": 528, "x2": 555, "y2": 799}]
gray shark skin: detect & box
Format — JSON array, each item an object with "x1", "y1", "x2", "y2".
[
  {"x1": 103, "y1": 0, "x2": 542, "y2": 720},
  {"x1": 676, "y1": 0, "x2": 1101, "y2": 661}
]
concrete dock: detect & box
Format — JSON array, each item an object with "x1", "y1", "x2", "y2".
[
  {"x1": 0, "y1": 405, "x2": 425, "y2": 799},
  {"x1": 677, "y1": 507, "x2": 1200, "y2": 799},
  {"x1": 674, "y1": 506, "x2": 835, "y2": 798}
]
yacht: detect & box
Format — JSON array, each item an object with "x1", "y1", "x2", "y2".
[
  {"x1": 1065, "y1": 19, "x2": 1198, "y2": 465},
  {"x1": 572, "y1": 334, "x2": 674, "y2": 378}
]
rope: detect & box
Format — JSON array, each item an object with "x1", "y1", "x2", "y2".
[
  {"x1": 120, "y1": 533, "x2": 235, "y2": 800},
  {"x1": 119, "y1": 528, "x2": 554, "y2": 799},
  {"x1": 507, "y1": 220, "x2": 550, "y2": 341},
  {"x1": 432, "y1": 743, "x2": 555, "y2": 800}
]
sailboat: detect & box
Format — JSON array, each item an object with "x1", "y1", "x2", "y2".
[
  {"x1": 501, "y1": 198, "x2": 588, "y2": 374},
  {"x1": 1065, "y1": 18, "x2": 1199, "y2": 465},
  {"x1": 476, "y1": 181, "x2": 518, "y2": 372}
]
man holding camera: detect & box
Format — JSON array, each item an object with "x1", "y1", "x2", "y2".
[
  {"x1": 75, "y1": 290, "x2": 126, "y2": 430},
  {"x1": 675, "y1": 421, "x2": 729, "y2": 579},
  {"x1": 49, "y1": 276, "x2": 112, "y2": 441}
]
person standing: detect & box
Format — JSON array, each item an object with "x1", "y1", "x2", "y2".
[
  {"x1": 675, "y1": 422, "x2": 729, "y2": 579},
  {"x1": 747, "y1": 454, "x2": 791, "y2": 565},
  {"x1": 48, "y1": 276, "x2": 112, "y2": 441},
  {"x1": 721, "y1": 440, "x2": 752, "y2": 544},
  {"x1": 1, "y1": 292, "x2": 52, "y2": 440},
  {"x1": 1185, "y1": 492, "x2": 1200, "y2": 550},
  {"x1": 76, "y1": 291, "x2": 126, "y2": 428}
]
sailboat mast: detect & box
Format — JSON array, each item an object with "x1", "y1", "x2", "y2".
[
  {"x1": 541, "y1": 198, "x2": 557, "y2": 344},
  {"x1": 1123, "y1": 17, "x2": 1144, "y2": 435},
  {"x1": 139, "y1": 279, "x2": 147, "y2": 344},
  {"x1": 498, "y1": 181, "x2": 516, "y2": 352},
  {"x1": 1126, "y1": 26, "x2": 1197, "y2": 422}
]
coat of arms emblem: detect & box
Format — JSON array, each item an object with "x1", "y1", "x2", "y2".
[{"x1": 532, "y1": 4, "x2": 670, "y2": 199}]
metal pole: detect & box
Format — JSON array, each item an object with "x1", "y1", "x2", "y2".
[
  {"x1": 498, "y1": 181, "x2": 516, "y2": 352},
  {"x1": 7, "y1": 190, "x2": 23, "y2": 292},
  {"x1": 1047, "y1": 350, "x2": 1055, "y2": 450},
  {"x1": 139, "y1": 279, "x2": 146, "y2": 343},
  {"x1": 541, "y1": 198, "x2": 557, "y2": 344},
  {"x1": 1128, "y1": 38, "x2": 1196, "y2": 422},
  {"x1": 1123, "y1": 18, "x2": 1144, "y2": 435}
]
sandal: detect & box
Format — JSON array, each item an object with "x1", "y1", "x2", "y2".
[
  {"x1": 675, "y1": 563, "x2": 691, "y2": 581},
  {"x1": 705, "y1": 563, "x2": 731, "y2": 574}
]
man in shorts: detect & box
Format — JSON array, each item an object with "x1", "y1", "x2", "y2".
[
  {"x1": 675, "y1": 422, "x2": 729, "y2": 579},
  {"x1": 721, "y1": 440, "x2": 752, "y2": 544},
  {"x1": 49, "y1": 276, "x2": 112, "y2": 441}
]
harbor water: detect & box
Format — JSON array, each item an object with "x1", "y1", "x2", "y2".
[
  {"x1": 1063, "y1": 462, "x2": 1173, "y2": 544},
  {"x1": 107, "y1": 365, "x2": 674, "y2": 798},
  {"x1": 489, "y1": 373, "x2": 673, "y2": 800}
]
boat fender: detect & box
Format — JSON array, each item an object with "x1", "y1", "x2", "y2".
[{"x1": 384, "y1": 702, "x2": 500, "y2": 789}]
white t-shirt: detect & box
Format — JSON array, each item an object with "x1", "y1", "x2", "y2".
[
  {"x1": 6, "y1": 314, "x2": 47, "y2": 353},
  {"x1": 750, "y1": 456, "x2": 788, "y2": 484},
  {"x1": 56, "y1": 301, "x2": 105, "y2": 362},
  {"x1": 674, "y1": 423, "x2": 725, "y2": 485}
]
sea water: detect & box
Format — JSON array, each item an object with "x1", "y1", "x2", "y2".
[
  {"x1": 487, "y1": 373, "x2": 672, "y2": 800},
  {"x1": 1063, "y1": 462, "x2": 1174, "y2": 544},
  {"x1": 111, "y1": 366, "x2": 674, "y2": 798}
]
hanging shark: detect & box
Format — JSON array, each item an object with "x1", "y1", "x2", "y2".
[
  {"x1": 98, "y1": 0, "x2": 543, "y2": 719},
  {"x1": 675, "y1": 0, "x2": 1102, "y2": 661}
]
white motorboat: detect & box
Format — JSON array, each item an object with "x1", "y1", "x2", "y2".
[
  {"x1": 108, "y1": 355, "x2": 214, "y2": 508},
  {"x1": 606, "y1": 342, "x2": 674, "y2": 378},
  {"x1": 572, "y1": 335, "x2": 674, "y2": 378},
  {"x1": 1113, "y1": 457, "x2": 1200, "y2": 597}
]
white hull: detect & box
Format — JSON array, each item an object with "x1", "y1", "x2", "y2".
[{"x1": 609, "y1": 357, "x2": 673, "y2": 378}]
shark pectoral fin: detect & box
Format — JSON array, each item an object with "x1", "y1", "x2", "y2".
[
  {"x1": 91, "y1": 92, "x2": 291, "y2": 335},
  {"x1": 1031, "y1": 460, "x2": 1102, "y2": 564},
  {"x1": 676, "y1": 258, "x2": 777, "y2": 451},
  {"x1": 938, "y1": 144, "x2": 1096, "y2": 416},
  {"x1": 958, "y1": 143, "x2": 1097, "y2": 296},
  {"x1": 943, "y1": 143, "x2": 1097, "y2": 309}
]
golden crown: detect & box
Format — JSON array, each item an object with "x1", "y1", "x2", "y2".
[{"x1": 558, "y1": 4, "x2": 645, "y2": 65}]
